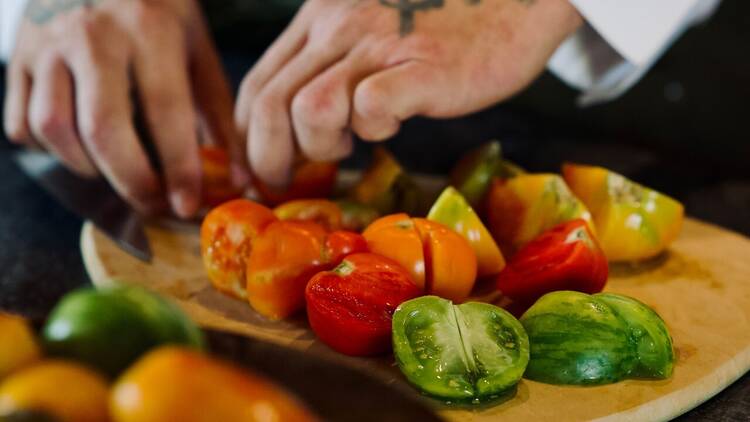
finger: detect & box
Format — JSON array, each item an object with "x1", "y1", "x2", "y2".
[
  {"x1": 188, "y1": 12, "x2": 248, "y2": 187},
  {"x1": 249, "y1": 37, "x2": 360, "y2": 188},
  {"x1": 68, "y1": 39, "x2": 164, "y2": 214},
  {"x1": 291, "y1": 52, "x2": 382, "y2": 162},
  {"x1": 3, "y1": 63, "x2": 33, "y2": 144},
  {"x1": 28, "y1": 57, "x2": 97, "y2": 177},
  {"x1": 235, "y1": 8, "x2": 311, "y2": 138},
  {"x1": 352, "y1": 61, "x2": 440, "y2": 141},
  {"x1": 132, "y1": 14, "x2": 201, "y2": 218}
]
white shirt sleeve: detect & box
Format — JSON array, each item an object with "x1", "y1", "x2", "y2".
[
  {"x1": 0, "y1": 0, "x2": 28, "y2": 63},
  {"x1": 548, "y1": 0, "x2": 722, "y2": 106}
]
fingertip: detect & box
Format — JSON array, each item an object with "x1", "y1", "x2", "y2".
[{"x1": 169, "y1": 187, "x2": 201, "y2": 219}]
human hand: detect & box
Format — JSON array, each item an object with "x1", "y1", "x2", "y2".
[
  {"x1": 4, "y1": 0, "x2": 242, "y2": 218},
  {"x1": 235, "y1": 0, "x2": 583, "y2": 188}
]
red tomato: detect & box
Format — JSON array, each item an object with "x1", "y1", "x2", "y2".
[
  {"x1": 306, "y1": 253, "x2": 421, "y2": 356},
  {"x1": 255, "y1": 161, "x2": 338, "y2": 206},
  {"x1": 246, "y1": 221, "x2": 368, "y2": 320},
  {"x1": 201, "y1": 199, "x2": 277, "y2": 300},
  {"x1": 497, "y1": 219, "x2": 608, "y2": 308},
  {"x1": 200, "y1": 147, "x2": 243, "y2": 208}
]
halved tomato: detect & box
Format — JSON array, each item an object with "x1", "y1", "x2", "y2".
[
  {"x1": 201, "y1": 199, "x2": 277, "y2": 299},
  {"x1": 363, "y1": 215, "x2": 477, "y2": 302},
  {"x1": 497, "y1": 219, "x2": 608, "y2": 309},
  {"x1": 306, "y1": 253, "x2": 421, "y2": 356},
  {"x1": 274, "y1": 199, "x2": 343, "y2": 232},
  {"x1": 486, "y1": 174, "x2": 595, "y2": 256},
  {"x1": 562, "y1": 163, "x2": 684, "y2": 262},
  {"x1": 255, "y1": 160, "x2": 338, "y2": 206}
]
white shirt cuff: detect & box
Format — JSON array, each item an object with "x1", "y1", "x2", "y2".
[
  {"x1": 548, "y1": 0, "x2": 722, "y2": 106},
  {"x1": 0, "y1": 0, "x2": 28, "y2": 63}
]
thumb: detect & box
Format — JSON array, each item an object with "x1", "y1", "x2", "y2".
[
  {"x1": 351, "y1": 60, "x2": 441, "y2": 142},
  {"x1": 189, "y1": 19, "x2": 249, "y2": 188}
]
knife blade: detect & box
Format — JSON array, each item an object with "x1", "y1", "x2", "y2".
[{"x1": 13, "y1": 150, "x2": 152, "y2": 263}]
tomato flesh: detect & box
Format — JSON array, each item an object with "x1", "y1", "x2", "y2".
[{"x1": 306, "y1": 253, "x2": 420, "y2": 356}]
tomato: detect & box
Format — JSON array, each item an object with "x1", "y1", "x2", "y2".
[
  {"x1": 427, "y1": 187, "x2": 506, "y2": 277},
  {"x1": 562, "y1": 163, "x2": 685, "y2": 262},
  {"x1": 363, "y1": 214, "x2": 477, "y2": 302},
  {"x1": 42, "y1": 287, "x2": 204, "y2": 377},
  {"x1": 306, "y1": 253, "x2": 420, "y2": 356},
  {"x1": 274, "y1": 199, "x2": 343, "y2": 231},
  {"x1": 486, "y1": 174, "x2": 595, "y2": 256},
  {"x1": 392, "y1": 296, "x2": 529, "y2": 402},
  {"x1": 497, "y1": 219, "x2": 608, "y2": 309},
  {"x1": 201, "y1": 199, "x2": 277, "y2": 299},
  {"x1": 0, "y1": 360, "x2": 109, "y2": 422},
  {"x1": 246, "y1": 221, "x2": 368, "y2": 319},
  {"x1": 255, "y1": 160, "x2": 338, "y2": 206},
  {"x1": 110, "y1": 347, "x2": 317, "y2": 422},
  {"x1": 0, "y1": 313, "x2": 40, "y2": 380},
  {"x1": 335, "y1": 199, "x2": 380, "y2": 232},
  {"x1": 199, "y1": 146, "x2": 243, "y2": 208},
  {"x1": 351, "y1": 147, "x2": 421, "y2": 215}
]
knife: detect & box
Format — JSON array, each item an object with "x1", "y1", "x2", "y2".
[{"x1": 13, "y1": 150, "x2": 152, "y2": 263}]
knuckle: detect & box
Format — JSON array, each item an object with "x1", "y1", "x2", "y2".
[
  {"x1": 292, "y1": 87, "x2": 342, "y2": 134},
  {"x1": 354, "y1": 79, "x2": 388, "y2": 121},
  {"x1": 251, "y1": 92, "x2": 283, "y2": 122},
  {"x1": 32, "y1": 110, "x2": 69, "y2": 140}
]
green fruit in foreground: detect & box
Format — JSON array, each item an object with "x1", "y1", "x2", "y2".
[
  {"x1": 520, "y1": 291, "x2": 674, "y2": 385},
  {"x1": 42, "y1": 286, "x2": 204, "y2": 377},
  {"x1": 392, "y1": 296, "x2": 529, "y2": 402}
]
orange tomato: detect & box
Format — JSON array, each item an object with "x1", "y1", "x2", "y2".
[
  {"x1": 255, "y1": 160, "x2": 338, "y2": 206},
  {"x1": 110, "y1": 347, "x2": 317, "y2": 422},
  {"x1": 362, "y1": 214, "x2": 426, "y2": 290},
  {"x1": 0, "y1": 360, "x2": 109, "y2": 422},
  {"x1": 0, "y1": 313, "x2": 40, "y2": 379},
  {"x1": 200, "y1": 146, "x2": 243, "y2": 208},
  {"x1": 562, "y1": 163, "x2": 685, "y2": 262},
  {"x1": 486, "y1": 174, "x2": 595, "y2": 256},
  {"x1": 201, "y1": 199, "x2": 277, "y2": 300},
  {"x1": 363, "y1": 214, "x2": 477, "y2": 302},
  {"x1": 274, "y1": 199, "x2": 343, "y2": 232},
  {"x1": 246, "y1": 221, "x2": 368, "y2": 319}
]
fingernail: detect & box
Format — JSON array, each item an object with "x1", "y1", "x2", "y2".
[
  {"x1": 230, "y1": 164, "x2": 250, "y2": 189},
  {"x1": 170, "y1": 188, "x2": 199, "y2": 219}
]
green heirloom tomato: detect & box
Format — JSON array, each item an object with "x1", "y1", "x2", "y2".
[
  {"x1": 42, "y1": 286, "x2": 204, "y2": 377},
  {"x1": 334, "y1": 199, "x2": 380, "y2": 232},
  {"x1": 521, "y1": 291, "x2": 674, "y2": 386},
  {"x1": 392, "y1": 296, "x2": 529, "y2": 403}
]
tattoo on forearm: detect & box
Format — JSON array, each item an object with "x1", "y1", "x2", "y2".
[
  {"x1": 380, "y1": 0, "x2": 532, "y2": 36},
  {"x1": 25, "y1": 0, "x2": 102, "y2": 25}
]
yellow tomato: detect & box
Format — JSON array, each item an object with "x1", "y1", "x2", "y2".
[
  {"x1": 0, "y1": 360, "x2": 109, "y2": 422},
  {"x1": 563, "y1": 163, "x2": 685, "y2": 262},
  {"x1": 0, "y1": 313, "x2": 40, "y2": 380},
  {"x1": 428, "y1": 187, "x2": 506, "y2": 277},
  {"x1": 351, "y1": 148, "x2": 421, "y2": 215},
  {"x1": 111, "y1": 347, "x2": 317, "y2": 422},
  {"x1": 486, "y1": 174, "x2": 595, "y2": 255}
]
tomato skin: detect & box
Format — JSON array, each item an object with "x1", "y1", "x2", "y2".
[
  {"x1": 110, "y1": 347, "x2": 317, "y2": 422},
  {"x1": 0, "y1": 360, "x2": 109, "y2": 422},
  {"x1": 497, "y1": 219, "x2": 608, "y2": 308},
  {"x1": 246, "y1": 222, "x2": 368, "y2": 320},
  {"x1": 199, "y1": 147, "x2": 243, "y2": 208},
  {"x1": 255, "y1": 161, "x2": 338, "y2": 206},
  {"x1": 274, "y1": 199, "x2": 343, "y2": 231},
  {"x1": 412, "y1": 219, "x2": 477, "y2": 303},
  {"x1": 0, "y1": 313, "x2": 40, "y2": 379},
  {"x1": 363, "y1": 214, "x2": 426, "y2": 290},
  {"x1": 201, "y1": 199, "x2": 277, "y2": 300},
  {"x1": 306, "y1": 253, "x2": 420, "y2": 356}
]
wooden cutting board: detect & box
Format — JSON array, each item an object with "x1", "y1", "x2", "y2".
[{"x1": 80, "y1": 191, "x2": 750, "y2": 421}]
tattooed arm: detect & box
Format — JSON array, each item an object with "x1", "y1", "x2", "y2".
[
  {"x1": 236, "y1": 0, "x2": 582, "y2": 187},
  {"x1": 3, "y1": 0, "x2": 242, "y2": 217}
]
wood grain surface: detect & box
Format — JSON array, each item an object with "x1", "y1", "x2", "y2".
[{"x1": 81, "y1": 209, "x2": 750, "y2": 421}]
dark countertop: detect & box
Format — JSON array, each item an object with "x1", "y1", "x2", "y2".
[{"x1": 2, "y1": 2, "x2": 749, "y2": 417}]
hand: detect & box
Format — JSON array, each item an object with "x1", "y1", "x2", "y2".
[
  {"x1": 236, "y1": 0, "x2": 583, "y2": 188},
  {"x1": 3, "y1": 0, "x2": 242, "y2": 218}
]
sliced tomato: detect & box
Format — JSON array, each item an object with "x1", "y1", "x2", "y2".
[
  {"x1": 200, "y1": 199, "x2": 277, "y2": 300},
  {"x1": 274, "y1": 199, "x2": 343, "y2": 231},
  {"x1": 362, "y1": 213, "x2": 426, "y2": 290},
  {"x1": 497, "y1": 219, "x2": 608, "y2": 309},
  {"x1": 306, "y1": 253, "x2": 421, "y2": 356}
]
